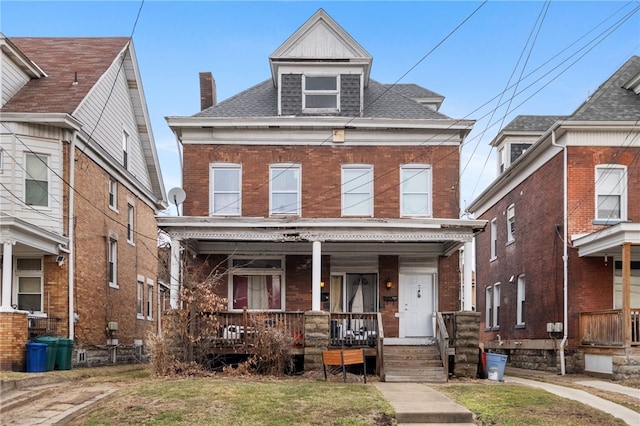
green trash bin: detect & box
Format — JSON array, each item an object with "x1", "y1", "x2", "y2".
[
  {"x1": 55, "y1": 338, "x2": 74, "y2": 370},
  {"x1": 35, "y1": 337, "x2": 58, "y2": 371}
]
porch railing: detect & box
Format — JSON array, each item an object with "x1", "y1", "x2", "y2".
[
  {"x1": 579, "y1": 308, "x2": 640, "y2": 347},
  {"x1": 436, "y1": 312, "x2": 452, "y2": 378},
  {"x1": 328, "y1": 312, "x2": 380, "y2": 348}
]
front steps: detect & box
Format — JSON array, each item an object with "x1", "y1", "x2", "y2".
[{"x1": 382, "y1": 344, "x2": 447, "y2": 383}]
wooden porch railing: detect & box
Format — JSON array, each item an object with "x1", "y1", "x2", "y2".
[
  {"x1": 436, "y1": 312, "x2": 453, "y2": 379},
  {"x1": 579, "y1": 308, "x2": 640, "y2": 347},
  {"x1": 328, "y1": 312, "x2": 380, "y2": 348}
]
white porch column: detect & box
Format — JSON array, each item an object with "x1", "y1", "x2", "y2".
[
  {"x1": 170, "y1": 238, "x2": 181, "y2": 309},
  {"x1": 312, "y1": 240, "x2": 321, "y2": 311},
  {"x1": 463, "y1": 241, "x2": 473, "y2": 311},
  {"x1": 1, "y1": 241, "x2": 15, "y2": 311}
]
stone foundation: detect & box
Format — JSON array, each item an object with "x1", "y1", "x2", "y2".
[
  {"x1": 303, "y1": 311, "x2": 330, "y2": 371},
  {"x1": 612, "y1": 354, "x2": 640, "y2": 381},
  {"x1": 492, "y1": 348, "x2": 584, "y2": 374},
  {"x1": 73, "y1": 344, "x2": 148, "y2": 368},
  {"x1": 452, "y1": 312, "x2": 480, "y2": 378}
]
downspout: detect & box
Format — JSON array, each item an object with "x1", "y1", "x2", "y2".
[
  {"x1": 68, "y1": 132, "x2": 77, "y2": 340},
  {"x1": 551, "y1": 129, "x2": 568, "y2": 375}
]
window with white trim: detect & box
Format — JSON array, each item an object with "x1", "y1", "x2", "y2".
[
  {"x1": 490, "y1": 218, "x2": 497, "y2": 260},
  {"x1": 210, "y1": 163, "x2": 241, "y2": 216},
  {"x1": 342, "y1": 165, "x2": 373, "y2": 217},
  {"x1": 498, "y1": 146, "x2": 506, "y2": 174},
  {"x1": 16, "y1": 258, "x2": 43, "y2": 312},
  {"x1": 270, "y1": 164, "x2": 300, "y2": 216},
  {"x1": 25, "y1": 153, "x2": 49, "y2": 207},
  {"x1": 493, "y1": 283, "x2": 501, "y2": 329},
  {"x1": 122, "y1": 130, "x2": 129, "y2": 169},
  {"x1": 485, "y1": 286, "x2": 493, "y2": 329},
  {"x1": 595, "y1": 165, "x2": 627, "y2": 222},
  {"x1": 108, "y1": 239, "x2": 118, "y2": 288},
  {"x1": 506, "y1": 204, "x2": 515, "y2": 243},
  {"x1": 127, "y1": 203, "x2": 135, "y2": 243},
  {"x1": 517, "y1": 275, "x2": 525, "y2": 326},
  {"x1": 136, "y1": 278, "x2": 144, "y2": 318},
  {"x1": 303, "y1": 75, "x2": 339, "y2": 112},
  {"x1": 400, "y1": 164, "x2": 432, "y2": 217},
  {"x1": 230, "y1": 257, "x2": 284, "y2": 310},
  {"x1": 108, "y1": 178, "x2": 117, "y2": 210},
  {"x1": 146, "y1": 279, "x2": 154, "y2": 320}
]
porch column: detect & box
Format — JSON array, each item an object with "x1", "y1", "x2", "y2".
[
  {"x1": 463, "y1": 241, "x2": 473, "y2": 311},
  {"x1": 622, "y1": 242, "x2": 631, "y2": 347},
  {"x1": 1, "y1": 241, "x2": 15, "y2": 311},
  {"x1": 170, "y1": 237, "x2": 181, "y2": 309},
  {"x1": 312, "y1": 240, "x2": 321, "y2": 311}
]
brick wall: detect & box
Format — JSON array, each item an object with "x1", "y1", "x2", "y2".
[{"x1": 0, "y1": 312, "x2": 28, "y2": 371}]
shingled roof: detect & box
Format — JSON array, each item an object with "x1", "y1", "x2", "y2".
[
  {"x1": 502, "y1": 115, "x2": 568, "y2": 132},
  {"x1": 2, "y1": 37, "x2": 129, "y2": 114}
]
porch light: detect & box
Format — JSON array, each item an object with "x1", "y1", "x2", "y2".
[
  {"x1": 385, "y1": 278, "x2": 393, "y2": 290},
  {"x1": 320, "y1": 281, "x2": 325, "y2": 288}
]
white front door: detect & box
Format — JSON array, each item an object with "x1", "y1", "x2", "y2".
[{"x1": 399, "y1": 273, "x2": 435, "y2": 337}]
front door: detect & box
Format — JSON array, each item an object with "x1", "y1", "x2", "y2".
[{"x1": 399, "y1": 273, "x2": 435, "y2": 337}]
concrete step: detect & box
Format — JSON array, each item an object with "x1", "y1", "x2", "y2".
[
  {"x1": 383, "y1": 345, "x2": 447, "y2": 384},
  {"x1": 384, "y1": 374, "x2": 447, "y2": 383}
]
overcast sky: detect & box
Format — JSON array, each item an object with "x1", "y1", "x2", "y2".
[{"x1": 2, "y1": 1, "x2": 639, "y2": 216}]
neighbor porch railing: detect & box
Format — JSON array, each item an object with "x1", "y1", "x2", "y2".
[
  {"x1": 328, "y1": 312, "x2": 380, "y2": 348},
  {"x1": 579, "y1": 308, "x2": 640, "y2": 347}
]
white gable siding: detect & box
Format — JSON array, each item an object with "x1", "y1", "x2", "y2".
[
  {"x1": 1, "y1": 50, "x2": 30, "y2": 107},
  {"x1": 74, "y1": 54, "x2": 152, "y2": 191},
  {"x1": 287, "y1": 23, "x2": 357, "y2": 59}
]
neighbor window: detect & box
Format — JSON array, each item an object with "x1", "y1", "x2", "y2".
[
  {"x1": 493, "y1": 283, "x2": 501, "y2": 329},
  {"x1": 498, "y1": 146, "x2": 506, "y2": 173},
  {"x1": 490, "y1": 218, "x2": 497, "y2": 260},
  {"x1": 109, "y1": 178, "x2": 117, "y2": 210},
  {"x1": 230, "y1": 257, "x2": 284, "y2": 310},
  {"x1": 210, "y1": 163, "x2": 241, "y2": 215},
  {"x1": 517, "y1": 275, "x2": 525, "y2": 326},
  {"x1": 342, "y1": 165, "x2": 373, "y2": 216},
  {"x1": 127, "y1": 204, "x2": 135, "y2": 243},
  {"x1": 122, "y1": 130, "x2": 129, "y2": 169},
  {"x1": 303, "y1": 75, "x2": 339, "y2": 111},
  {"x1": 595, "y1": 165, "x2": 626, "y2": 222},
  {"x1": 16, "y1": 258, "x2": 43, "y2": 312},
  {"x1": 147, "y1": 279, "x2": 154, "y2": 320},
  {"x1": 25, "y1": 153, "x2": 48, "y2": 207},
  {"x1": 270, "y1": 164, "x2": 300, "y2": 216},
  {"x1": 108, "y1": 239, "x2": 118, "y2": 288},
  {"x1": 400, "y1": 164, "x2": 432, "y2": 217},
  {"x1": 485, "y1": 286, "x2": 493, "y2": 329},
  {"x1": 506, "y1": 204, "x2": 515, "y2": 243},
  {"x1": 136, "y1": 278, "x2": 144, "y2": 318}
]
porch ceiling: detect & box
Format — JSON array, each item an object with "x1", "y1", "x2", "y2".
[
  {"x1": 572, "y1": 222, "x2": 640, "y2": 260},
  {"x1": 0, "y1": 215, "x2": 68, "y2": 255}
]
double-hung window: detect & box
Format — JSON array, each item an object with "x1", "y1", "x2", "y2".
[
  {"x1": 595, "y1": 165, "x2": 626, "y2": 222},
  {"x1": 146, "y1": 279, "x2": 154, "y2": 320},
  {"x1": 517, "y1": 275, "x2": 525, "y2": 327},
  {"x1": 109, "y1": 178, "x2": 118, "y2": 210},
  {"x1": 270, "y1": 164, "x2": 300, "y2": 216},
  {"x1": 122, "y1": 130, "x2": 129, "y2": 169},
  {"x1": 490, "y1": 218, "x2": 498, "y2": 260},
  {"x1": 230, "y1": 258, "x2": 284, "y2": 310},
  {"x1": 25, "y1": 153, "x2": 49, "y2": 207},
  {"x1": 136, "y1": 277, "x2": 144, "y2": 319},
  {"x1": 342, "y1": 165, "x2": 373, "y2": 217},
  {"x1": 127, "y1": 203, "x2": 135, "y2": 244},
  {"x1": 210, "y1": 163, "x2": 241, "y2": 215},
  {"x1": 16, "y1": 258, "x2": 43, "y2": 312},
  {"x1": 506, "y1": 204, "x2": 515, "y2": 243},
  {"x1": 400, "y1": 164, "x2": 432, "y2": 217},
  {"x1": 303, "y1": 75, "x2": 339, "y2": 112},
  {"x1": 108, "y1": 239, "x2": 118, "y2": 288},
  {"x1": 485, "y1": 286, "x2": 493, "y2": 329},
  {"x1": 493, "y1": 283, "x2": 501, "y2": 329}
]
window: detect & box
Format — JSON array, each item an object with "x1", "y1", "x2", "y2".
[
  {"x1": 400, "y1": 165, "x2": 432, "y2": 217},
  {"x1": 270, "y1": 164, "x2": 300, "y2": 216},
  {"x1": 25, "y1": 153, "x2": 48, "y2": 207},
  {"x1": 210, "y1": 163, "x2": 241, "y2": 215},
  {"x1": 127, "y1": 204, "x2": 135, "y2": 243},
  {"x1": 122, "y1": 130, "x2": 129, "y2": 169},
  {"x1": 16, "y1": 258, "x2": 43, "y2": 312},
  {"x1": 506, "y1": 204, "x2": 515, "y2": 243},
  {"x1": 342, "y1": 165, "x2": 373, "y2": 216},
  {"x1": 498, "y1": 146, "x2": 506, "y2": 174},
  {"x1": 146, "y1": 279, "x2": 154, "y2": 320},
  {"x1": 485, "y1": 286, "x2": 493, "y2": 329},
  {"x1": 108, "y1": 239, "x2": 118, "y2": 288},
  {"x1": 0, "y1": 148, "x2": 3, "y2": 171},
  {"x1": 136, "y1": 277, "x2": 144, "y2": 318},
  {"x1": 517, "y1": 275, "x2": 525, "y2": 326},
  {"x1": 595, "y1": 165, "x2": 627, "y2": 222},
  {"x1": 490, "y1": 218, "x2": 497, "y2": 260},
  {"x1": 303, "y1": 75, "x2": 339, "y2": 111},
  {"x1": 493, "y1": 283, "x2": 501, "y2": 329},
  {"x1": 108, "y1": 179, "x2": 117, "y2": 210},
  {"x1": 230, "y1": 257, "x2": 284, "y2": 310}
]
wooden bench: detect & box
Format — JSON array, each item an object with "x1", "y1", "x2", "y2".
[{"x1": 322, "y1": 348, "x2": 367, "y2": 383}]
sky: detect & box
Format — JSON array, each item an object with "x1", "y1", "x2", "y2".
[{"x1": 2, "y1": 1, "x2": 639, "y2": 216}]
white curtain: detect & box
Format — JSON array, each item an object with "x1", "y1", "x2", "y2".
[{"x1": 248, "y1": 276, "x2": 268, "y2": 309}]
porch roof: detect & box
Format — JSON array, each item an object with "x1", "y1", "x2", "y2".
[
  {"x1": 572, "y1": 222, "x2": 640, "y2": 259},
  {"x1": 157, "y1": 216, "x2": 486, "y2": 256},
  {"x1": 0, "y1": 214, "x2": 68, "y2": 255}
]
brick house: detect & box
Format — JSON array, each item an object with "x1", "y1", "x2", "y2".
[
  {"x1": 0, "y1": 34, "x2": 167, "y2": 370},
  {"x1": 159, "y1": 9, "x2": 485, "y2": 380},
  {"x1": 468, "y1": 56, "x2": 640, "y2": 379}
]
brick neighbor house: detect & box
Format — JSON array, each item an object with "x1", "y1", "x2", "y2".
[
  {"x1": 0, "y1": 34, "x2": 167, "y2": 370},
  {"x1": 159, "y1": 9, "x2": 485, "y2": 381},
  {"x1": 468, "y1": 56, "x2": 640, "y2": 379}
]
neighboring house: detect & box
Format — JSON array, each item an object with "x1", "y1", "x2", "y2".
[
  {"x1": 0, "y1": 34, "x2": 167, "y2": 370},
  {"x1": 159, "y1": 9, "x2": 485, "y2": 380},
  {"x1": 468, "y1": 56, "x2": 640, "y2": 379}
]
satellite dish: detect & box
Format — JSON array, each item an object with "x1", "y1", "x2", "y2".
[{"x1": 167, "y1": 187, "x2": 186, "y2": 215}]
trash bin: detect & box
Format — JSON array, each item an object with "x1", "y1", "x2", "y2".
[
  {"x1": 26, "y1": 342, "x2": 47, "y2": 373},
  {"x1": 55, "y1": 338, "x2": 74, "y2": 370},
  {"x1": 35, "y1": 337, "x2": 58, "y2": 371},
  {"x1": 486, "y1": 352, "x2": 508, "y2": 381}
]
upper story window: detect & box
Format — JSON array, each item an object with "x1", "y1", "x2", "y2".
[
  {"x1": 342, "y1": 165, "x2": 373, "y2": 217},
  {"x1": 498, "y1": 147, "x2": 506, "y2": 174},
  {"x1": 108, "y1": 178, "x2": 118, "y2": 210},
  {"x1": 210, "y1": 163, "x2": 241, "y2": 216},
  {"x1": 15, "y1": 258, "x2": 43, "y2": 312},
  {"x1": 506, "y1": 204, "x2": 515, "y2": 243},
  {"x1": 127, "y1": 203, "x2": 135, "y2": 244},
  {"x1": 122, "y1": 130, "x2": 129, "y2": 169},
  {"x1": 270, "y1": 164, "x2": 301, "y2": 216},
  {"x1": 490, "y1": 218, "x2": 498, "y2": 260},
  {"x1": 400, "y1": 164, "x2": 432, "y2": 217},
  {"x1": 303, "y1": 75, "x2": 339, "y2": 112},
  {"x1": 25, "y1": 153, "x2": 49, "y2": 207},
  {"x1": 595, "y1": 165, "x2": 627, "y2": 222}
]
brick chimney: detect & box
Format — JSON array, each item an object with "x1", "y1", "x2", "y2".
[{"x1": 199, "y1": 72, "x2": 216, "y2": 110}]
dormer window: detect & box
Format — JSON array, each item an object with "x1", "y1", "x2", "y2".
[{"x1": 303, "y1": 75, "x2": 339, "y2": 112}]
